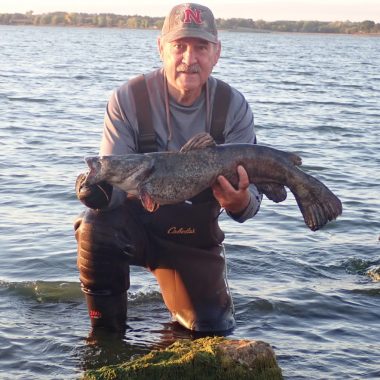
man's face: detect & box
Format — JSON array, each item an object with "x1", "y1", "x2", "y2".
[{"x1": 158, "y1": 37, "x2": 221, "y2": 99}]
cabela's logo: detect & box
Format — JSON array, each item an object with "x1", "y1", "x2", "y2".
[{"x1": 167, "y1": 226, "x2": 196, "y2": 235}]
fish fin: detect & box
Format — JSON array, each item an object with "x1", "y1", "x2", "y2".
[
  {"x1": 287, "y1": 152, "x2": 302, "y2": 166},
  {"x1": 289, "y1": 153, "x2": 302, "y2": 166},
  {"x1": 258, "y1": 183, "x2": 287, "y2": 203},
  {"x1": 180, "y1": 132, "x2": 216, "y2": 152},
  {"x1": 139, "y1": 188, "x2": 159, "y2": 212}
]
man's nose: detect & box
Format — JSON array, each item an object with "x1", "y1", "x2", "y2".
[{"x1": 182, "y1": 46, "x2": 197, "y2": 65}]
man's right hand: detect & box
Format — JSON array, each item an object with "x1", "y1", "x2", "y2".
[{"x1": 75, "y1": 173, "x2": 113, "y2": 210}]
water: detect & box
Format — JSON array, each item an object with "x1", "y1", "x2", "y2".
[{"x1": 0, "y1": 25, "x2": 379, "y2": 379}]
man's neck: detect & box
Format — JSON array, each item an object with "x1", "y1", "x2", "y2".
[{"x1": 167, "y1": 83, "x2": 202, "y2": 106}]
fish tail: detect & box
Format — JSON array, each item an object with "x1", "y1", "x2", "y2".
[
  {"x1": 295, "y1": 189, "x2": 342, "y2": 231},
  {"x1": 291, "y1": 171, "x2": 342, "y2": 231}
]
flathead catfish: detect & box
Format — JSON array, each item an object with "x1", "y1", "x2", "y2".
[{"x1": 84, "y1": 133, "x2": 342, "y2": 231}]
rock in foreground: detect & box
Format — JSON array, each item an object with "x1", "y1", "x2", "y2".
[
  {"x1": 83, "y1": 336, "x2": 282, "y2": 380},
  {"x1": 367, "y1": 265, "x2": 380, "y2": 281}
]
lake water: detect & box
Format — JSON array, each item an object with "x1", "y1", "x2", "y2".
[{"x1": 0, "y1": 25, "x2": 379, "y2": 379}]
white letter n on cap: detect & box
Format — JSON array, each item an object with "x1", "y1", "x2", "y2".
[{"x1": 183, "y1": 8, "x2": 202, "y2": 24}]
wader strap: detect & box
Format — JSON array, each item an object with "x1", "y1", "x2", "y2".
[
  {"x1": 131, "y1": 76, "x2": 232, "y2": 152},
  {"x1": 129, "y1": 74, "x2": 157, "y2": 153},
  {"x1": 210, "y1": 79, "x2": 231, "y2": 144}
]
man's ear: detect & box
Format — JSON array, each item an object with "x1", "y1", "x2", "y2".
[
  {"x1": 157, "y1": 37, "x2": 164, "y2": 60},
  {"x1": 213, "y1": 41, "x2": 221, "y2": 66}
]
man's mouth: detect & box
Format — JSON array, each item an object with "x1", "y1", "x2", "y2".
[{"x1": 177, "y1": 64, "x2": 200, "y2": 74}]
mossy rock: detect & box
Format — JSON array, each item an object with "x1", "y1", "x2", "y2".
[
  {"x1": 83, "y1": 336, "x2": 282, "y2": 380},
  {"x1": 367, "y1": 265, "x2": 380, "y2": 281}
]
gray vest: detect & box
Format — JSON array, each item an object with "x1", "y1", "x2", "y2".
[{"x1": 129, "y1": 74, "x2": 231, "y2": 153}]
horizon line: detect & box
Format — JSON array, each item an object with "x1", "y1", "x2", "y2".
[{"x1": 0, "y1": 10, "x2": 379, "y2": 24}]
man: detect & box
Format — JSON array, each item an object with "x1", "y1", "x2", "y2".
[{"x1": 75, "y1": 3, "x2": 262, "y2": 334}]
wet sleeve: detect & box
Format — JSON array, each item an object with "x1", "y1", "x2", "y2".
[
  {"x1": 224, "y1": 89, "x2": 262, "y2": 223},
  {"x1": 226, "y1": 190, "x2": 263, "y2": 223}
]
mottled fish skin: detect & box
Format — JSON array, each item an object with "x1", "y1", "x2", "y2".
[{"x1": 84, "y1": 133, "x2": 342, "y2": 231}]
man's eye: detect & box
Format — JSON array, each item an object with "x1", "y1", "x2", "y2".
[{"x1": 197, "y1": 44, "x2": 208, "y2": 51}]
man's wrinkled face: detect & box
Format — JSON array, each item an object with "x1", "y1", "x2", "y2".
[{"x1": 158, "y1": 37, "x2": 221, "y2": 97}]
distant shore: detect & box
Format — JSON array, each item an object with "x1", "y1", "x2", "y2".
[{"x1": 1, "y1": 11, "x2": 379, "y2": 35}]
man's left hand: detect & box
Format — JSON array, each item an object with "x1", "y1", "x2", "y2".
[{"x1": 212, "y1": 165, "x2": 250, "y2": 215}]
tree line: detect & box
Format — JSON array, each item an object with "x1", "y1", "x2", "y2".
[{"x1": 1, "y1": 11, "x2": 379, "y2": 34}]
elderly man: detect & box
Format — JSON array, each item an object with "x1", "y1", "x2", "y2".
[{"x1": 75, "y1": 3, "x2": 262, "y2": 334}]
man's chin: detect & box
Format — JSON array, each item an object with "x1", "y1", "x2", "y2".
[{"x1": 176, "y1": 75, "x2": 201, "y2": 91}]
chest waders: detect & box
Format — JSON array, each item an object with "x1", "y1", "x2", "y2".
[{"x1": 75, "y1": 76, "x2": 235, "y2": 334}]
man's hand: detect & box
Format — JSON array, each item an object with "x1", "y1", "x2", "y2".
[
  {"x1": 75, "y1": 173, "x2": 113, "y2": 210},
  {"x1": 212, "y1": 165, "x2": 251, "y2": 215}
]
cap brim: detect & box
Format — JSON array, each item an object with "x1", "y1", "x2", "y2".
[{"x1": 162, "y1": 29, "x2": 218, "y2": 44}]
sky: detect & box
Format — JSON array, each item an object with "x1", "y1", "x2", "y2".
[{"x1": 0, "y1": 0, "x2": 379, "y2": 22}]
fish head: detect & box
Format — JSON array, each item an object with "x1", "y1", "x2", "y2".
[
  {"x1": 83, "y1": 156, "x2": 108, "y2": 185},
  {"x1": 84, "y1": 154, "x2": 154, "y2": 193}
]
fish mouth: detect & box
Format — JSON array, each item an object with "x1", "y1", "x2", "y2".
[
  {"x1": 84, "y1": 156, "x2": 101, "y2": 185},
  {"x1": 83, "y1": 154, "x2": 153, "y2": 190}
]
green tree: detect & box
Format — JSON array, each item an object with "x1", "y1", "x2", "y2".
[
  {"x1": 39, "y1": 13, "x2": 52, "y2": 25},
  {"x1": 126, "y1": 16, "x2": 138, "y2": 28},
  {"x1": 51, "y1": 12, "x2": 65, "y2": 25},
  {"x1": 360, "y1": 20, "x2": 375, "y2": 33}
]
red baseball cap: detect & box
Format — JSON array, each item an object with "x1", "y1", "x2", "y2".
[{"x1": 161, "y1": 3, "x2": 218, "y2": 43}]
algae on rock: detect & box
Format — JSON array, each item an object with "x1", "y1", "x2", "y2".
[
  {"x1": 367, "y1": 265, "x2": 380, "y2": 281},
  {"x1": 83, "y1": 336, "x2": 283, "y2": 380}
]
